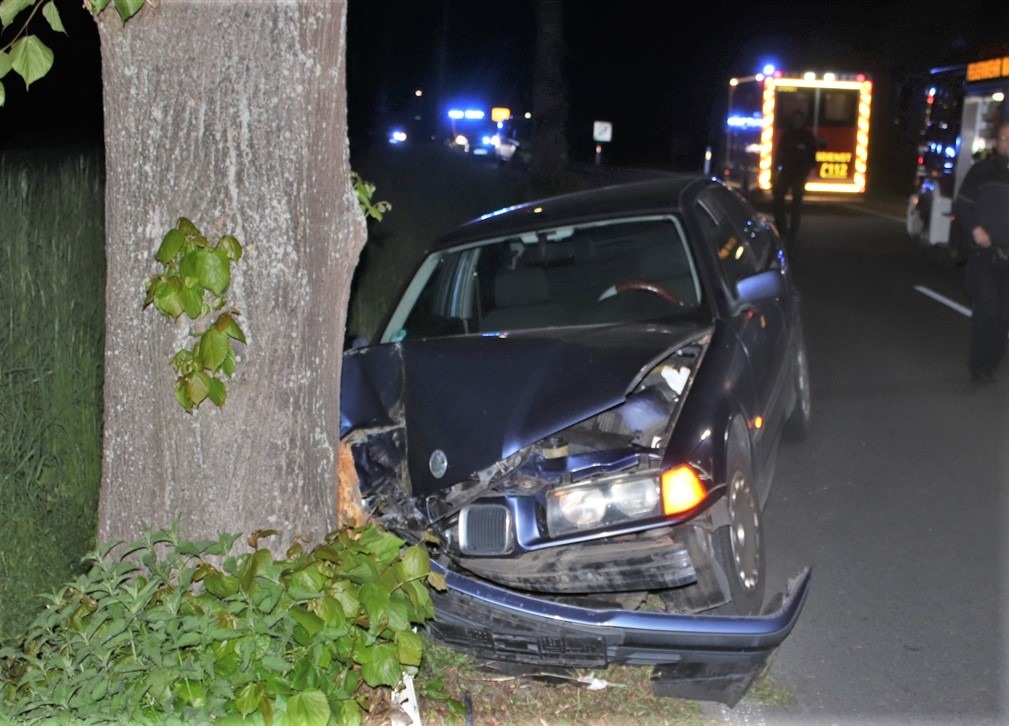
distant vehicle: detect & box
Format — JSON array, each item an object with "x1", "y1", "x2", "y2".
[
  {"x1": 493, "y1": 112, "x2": 533, "y2": 167},
  {"x1": 340, "y1": 175, "x2": 811, "y2": 707},
  {"x1": 906, "y1": 53, "x2": 1009, "y2": 248},
  {"x1": 723, "y1": 66, "x2": 873, "y2": 201},
  {"x1": 443, "y1": 107, "x2": 499, "y2": 157}
]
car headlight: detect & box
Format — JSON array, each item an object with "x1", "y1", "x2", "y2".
[{"x1": 546, "y1": 472, "x2": 661, "y2": 537}]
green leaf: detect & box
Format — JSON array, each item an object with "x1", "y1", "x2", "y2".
[
  {"x1": 382, "y1": 598, "x2": 411, "y2": 634},
  {"x1": 286, "y1": 690, "x2": 331, "y2": 726},
  {"x1": 199, "y1": 327, "x2": 230, "y2": 371},
  {"x1": 176, "y1": 283, "x2": 200, "y2": 320},
  {"x1": 86, "y1": 0, "x2": 111, "y2": 14},
  {"x1": 177, "y1": 680, "x2": 206, "y2": 708},
  {"x1": 0, "y1": 0, "x2": 33, "y2": 29},
  {"x1": 185, "y1": 370, "x2": 211, "y2": 406},
  {"x1": 175, "y1": 379, "x2": 194, "y2": 411},
  {"x1": 219, "y1": 234, "x2": 243, "y2": 261},
  {"x1": 214, "y1": 312, "x2": 246, "y2": 343},
  {"x1": 156, "y1": 227, "x2": 186, "y2": 263},
  {"x1": 238, "y1": 547, "x2": 273, "y2": 592},
  {"x1": 0, "y1": 80, "x2": 4, "y2": 107},
  {"x1": 358, "y1": 642, "x2": 401, "y2": 688},
  {"x1": 207, "y1": 377, "x2": 226, "y2": 407},
  {"x1": 203, "y1": 572, "x2": 239, "y2": 598},
  {"x1": 329, "y1": 581, "x2": 360, "y2": 617},
  {"x1": 401, "y1": 579, "x2": 434, "y2": 620},
  {"x1": 10, "y1": 35, "x2": 53, "y2": 89},
  {"x1": 202, "y1": 377, "x2": 225, "y2": 405},
  {"x1": 427, "y1": 570, "x2": 447, "y2": 591},
  {"x1": 0, "y1": 51, "x2": 11, "y2": 78},
  {"x1": 178, "y1": 250, "x2": 198, "y2": 280},
  {"x1": 113, "y1": 0, "x2": 144, "y2": 22},
  {"x1": 42, "y1": 1, "x2": 65, "y2": 33},
  {"x1": 395, "y1": 629, "x2": 423, "y2": 667},
  {"x1": 234, "y1": 681, "x2": 263, "y2": 718},
  {"x1": 288, "y1": 605, "x2": 323, "y2": 637},
  {"x1": 153, "y1": 279, "x2": 184, "y2": 319},
  {"x1": 358, "y1": 526, "x2": 406, "y2": 564},
  {"x1": 196, "y1": 248, "x2": 230, "y2": 295},
  {"x1": 398, "y1": 545, "x2": 430, "y2": 581},
  {"x1": 335, "y1": 699, "x2": 363, "y2": 726},
  {"x1": 358, "y1": 582, "x2": 390, "y2": 623},
  {"x1": 221, "y1": 346, "x2": 237, "y2": 377}
]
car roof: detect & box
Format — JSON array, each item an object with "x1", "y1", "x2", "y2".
[{"x1": 431, "y1": 174, "x2": 717, "y2": 250}]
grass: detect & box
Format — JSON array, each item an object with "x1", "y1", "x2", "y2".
[
  {"x1": 416, "y1": 644, "x2": 716, "y2": 726},
  {"x1": 0, "y1": 148, "x2": 106, "y2": 641}
]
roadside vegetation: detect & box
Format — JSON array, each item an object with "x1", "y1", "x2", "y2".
[{"x1": 0, "y1": 148, "x2": 105, "y2": 641}]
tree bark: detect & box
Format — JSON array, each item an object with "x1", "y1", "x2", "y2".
[
  {"x1": 530, "y1": 0, "x2": 569, "y2": 193},
  {"x1": 96, "y1": 0, "x2": 364, "y2": 552}
]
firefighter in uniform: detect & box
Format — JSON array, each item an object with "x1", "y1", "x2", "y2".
[
  {"x1": 772, "y1": 109, "x2": 818, "y2": 247},
  {"x1": 953, "y1": 121, "x2": 1009, "y2": 384}
]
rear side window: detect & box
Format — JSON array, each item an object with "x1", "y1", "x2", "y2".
[{"x1": 694, "y1": 186, "x2": 775, "y2": 291}]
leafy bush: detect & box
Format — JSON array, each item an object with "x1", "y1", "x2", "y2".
[{"x1": 0, "y1": 521, "x2": 444, "y2": 725}]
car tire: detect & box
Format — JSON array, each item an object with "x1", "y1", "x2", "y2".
[
  {"x1": 712, "y1": 435, "x2": 765, "y2": 616},
  {"x1": 784, "y1": 329, "x2": 812, "y2": 441}
]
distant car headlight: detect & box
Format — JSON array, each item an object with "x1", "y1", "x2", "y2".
[{"x1": 546, "y1": 471, "x2": 662, "y2": 537}]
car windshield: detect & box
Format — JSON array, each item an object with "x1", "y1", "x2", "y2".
[{"x1": 380, "y1": 215, "x2": 704, "y2": 342}]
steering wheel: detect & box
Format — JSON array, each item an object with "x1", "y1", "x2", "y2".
[{"x1": 597, "y1": 279, "x2": 681, "y2": 305}]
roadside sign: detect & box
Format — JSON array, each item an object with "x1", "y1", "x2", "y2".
[{"x1": 593, "y1": 121, "x2": 612, "y2": 143}]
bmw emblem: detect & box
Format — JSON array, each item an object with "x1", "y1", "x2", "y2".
[{"x1": 429, "y1": 449, "x2": 448, "y2": 478}]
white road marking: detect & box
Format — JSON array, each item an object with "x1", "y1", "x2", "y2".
[
  {"x1": 840, "y1": 202, "x2": 906, "y2": 224},
  {"x1": 914, "y1": 284, "x2": 972, "y2": 317}
]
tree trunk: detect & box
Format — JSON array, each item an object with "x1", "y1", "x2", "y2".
[
  {"x1": 530, "y1": 0, "x2": 570, "y2": 193},
  {"x1": 96, "y1": 0, "x2": 364, "y2": 552}
]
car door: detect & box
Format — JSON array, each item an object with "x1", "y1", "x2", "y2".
[{"x1": 693, "y1": 186, "x2": 790, "y2": 495}]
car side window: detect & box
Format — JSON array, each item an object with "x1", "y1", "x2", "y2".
[{"x1": 696, "y1": 187, "x2": 774, "y2": 290}]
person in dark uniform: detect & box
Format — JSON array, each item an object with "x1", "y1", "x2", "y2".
[
  {"x1": 952, "y1": 121, "x2": 1009, "y2": 385},
  {"x1": 772, "y1": 109, "x2": 818, "y2": 246}
]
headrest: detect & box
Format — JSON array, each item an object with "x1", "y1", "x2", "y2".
[{"x1": 494, "y1": 268, "x2": 550, "y2": 308}]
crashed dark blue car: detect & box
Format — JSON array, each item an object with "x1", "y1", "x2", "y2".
[{"x1": 340, "y1": 175, "x2": 812, "y2": 706}]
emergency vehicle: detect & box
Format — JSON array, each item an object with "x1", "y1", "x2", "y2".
[
  {"x1": 722, "y1": 66, "x2": 873, "y2": 199},
  {"x1": 906, "y1": 53, "x2": 1009, "y2": 247}
]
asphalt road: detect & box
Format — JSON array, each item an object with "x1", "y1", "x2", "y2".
[{"x1": 707, "y1": 199, "x2": 1008, "y2": 725}]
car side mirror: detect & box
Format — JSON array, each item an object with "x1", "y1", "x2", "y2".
[{"x1": 736, "y1": 269, "x2": 786, "y2": 305}]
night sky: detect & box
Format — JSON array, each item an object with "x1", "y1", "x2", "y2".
[
  {"x1": 347, "y1": 0, "x2": 1009, "y2": 190},
  {"x1": 4, "y1": 0, "x2": 1009, "y2": 193}
]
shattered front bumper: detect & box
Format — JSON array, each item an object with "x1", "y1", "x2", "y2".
[{"x1": 426, "y1": 561, "x2": 811, "y2": 707}]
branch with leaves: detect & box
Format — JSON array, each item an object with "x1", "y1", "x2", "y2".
[
  {"x1": 0, "y1": 0, "x2": 143, "y2": 106},
  {"x1": 145, "y1": 218, "x2": 246, "y2": 413}
]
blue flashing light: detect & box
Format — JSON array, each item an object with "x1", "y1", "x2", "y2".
[
  {"x1": 727, "y1": 114, "x2": 763, "y2": 129},
  {"x1": 762, "y1": 63, "x2": 776, "y2": 76},
  {"x1": 448, "y1": 108, "x2": 487, "y2": 121}
]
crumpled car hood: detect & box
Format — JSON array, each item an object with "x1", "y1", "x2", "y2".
[{"x1": 341, "y1": 323, "x2": 712, "y2": 497}]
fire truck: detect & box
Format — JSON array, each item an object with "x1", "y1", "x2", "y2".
[
  {"x1": 906, "y1": 53, "x2": 1009, "y2": 247},
  {"x1": 722, "y1": 66, "x2": 873, "y2": 200}
]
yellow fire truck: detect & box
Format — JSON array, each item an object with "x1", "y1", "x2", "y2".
[{"x1": 722, "y1": 66, "x2": 873, "y2": 200}]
